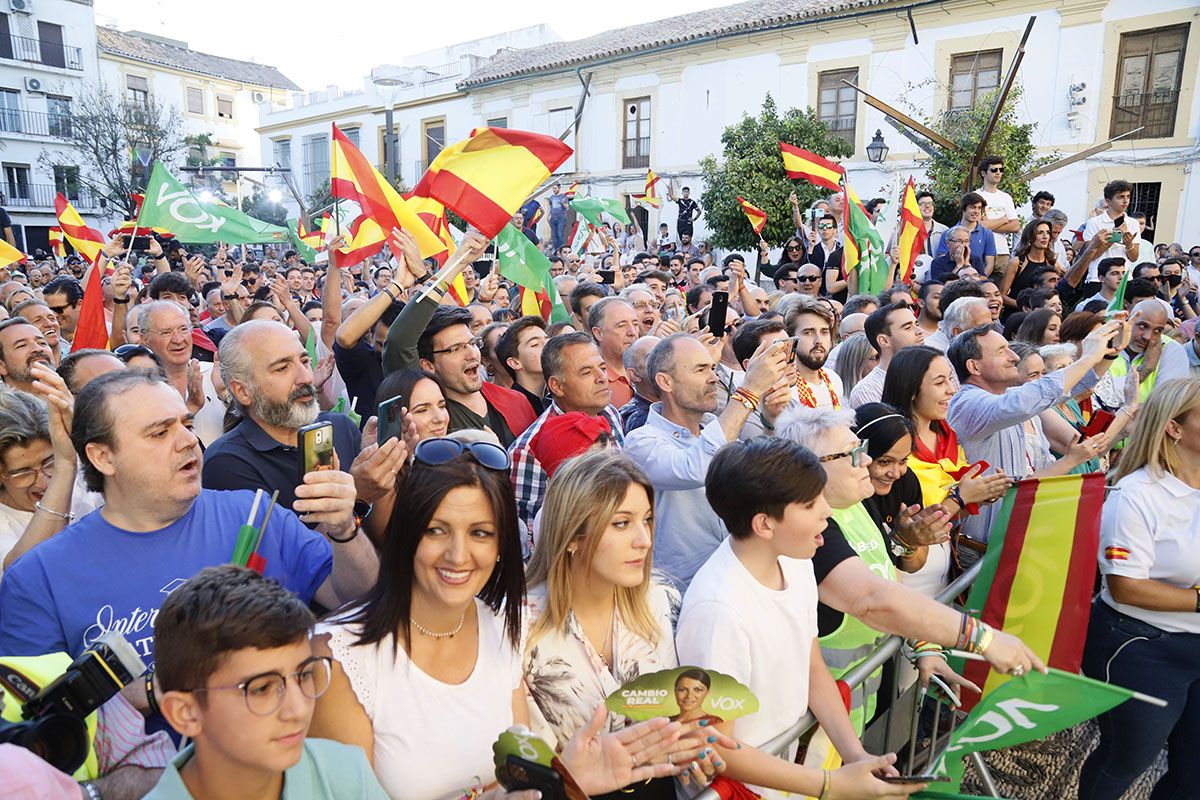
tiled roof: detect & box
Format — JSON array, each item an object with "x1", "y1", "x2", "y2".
[
  {"x1": 460, "y1": 0, "x2": 891, "y2": 87},
  {"x1": 97, "y1": 27, "x2": 301, "y2": 91}
]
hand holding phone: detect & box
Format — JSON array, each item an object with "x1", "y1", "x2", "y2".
[
  {"x1": 297, "y1": 421, "x2": 335, "y2": 482},
  {"x1": 708, "y1": 291, "x2": 730, "y2": 338}
]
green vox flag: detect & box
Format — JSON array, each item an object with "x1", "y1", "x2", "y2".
[
  {"x1": 1107, "y1": 268, "x2": 1129, "y2": 314},
  {"x1": 140, "y1": 162, "x2": 290, "y2": 244},
  {"x1": 495, "y1": 223, "x2": 570, "y2": 324},
  {"x1": 926, "y1": 668, "x2": 1136, "y2": 793},
  {"x1": 287, "y1": 217, "x2": 318, "y2": 262},
  {"x1": 570, "y1": 196, "x2": 631, "y2": 227},
  {"x1": 843, "y1": 184, "x2": 888, "y2": 296}
]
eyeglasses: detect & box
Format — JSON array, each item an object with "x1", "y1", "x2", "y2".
[
  {"x1": 987, "y1": 167, "x2": 1005, "y2": 173},
  {"x1": 148, "y1": 325, "x2": 193, "y2": 339},
  {"x1": 113, "y1": 343, "x2": 155, "y2": 362},
  {"x1": 818, "y1": 440, "x2": 869, "y2": 468},
  {"x1": 632, "y1": 301, "x2": 661, "y2": 312},
  {"x1": 413, "y1": 437, "x2": 512, "y2": 470},
  {"x1": 187, "y1": 656, "x2": 332, "y2": 716},
  {"x1": 797, "y1": 275, "x2": 821, "y2": 283},
  {"x1": 429, "y1": 340, "x2": 481, "y2": 358},
  {"x1": 2, "y1": 456, "x2": 55, "y2": 488}
]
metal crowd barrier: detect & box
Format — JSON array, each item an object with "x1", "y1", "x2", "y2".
[{"x1": 691, "y1": 560, "x2": 999, "y2": 800}]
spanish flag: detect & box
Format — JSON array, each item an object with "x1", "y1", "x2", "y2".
[
  {"x1": 54, "y1": 194, "x2": 105, "y2": 266},
  {"x1": 319, "y1": 208, "x2": 386, "y2": 269},
  {"x1": 421, "y1": 127, "x2": 573, "y2": 238},
  {"x1": 779, "y1": 143, "x2": 845, "y2": 192},
  {"x1": 0, "y1": 237, "x2": 26, "y2": 270},
  {"x1": 296, "y1": 217, "x2": 325, "y2": 252},
  {"x1": 956, "y1": 474, "x2": 1105, "y2": 710},
  {"x1": 563, "y1": 180, "x2": 579, "y2": 199},
  {"x1": 896, "y1": 177, "x2": 928, "y2": 283},
  {"x1": 404, "y1": 193, "x2": 469, "y2": 306},
  {"x1": 642, "y1": 170, "x2": 661, "y2": 208},
  {"x1": 330, "y1": 123, "x2": 445, "y2": 260},
  {"x1": 48, "y1": 227, "x2": 65, "y2": 258},
  {"x1": 736, "y1": 196, "x2": 768, "y2": 235},
  {"x1": 71, "y1": 262, "x2": 110, "y2": 352}
]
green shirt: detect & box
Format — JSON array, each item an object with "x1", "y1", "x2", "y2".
[{"x1": 145, "y1": 738, "x2": 388, "y2": 800}]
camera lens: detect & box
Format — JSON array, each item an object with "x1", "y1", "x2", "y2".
[{"x1": 0, "y1": 713, "x2": 89, "y2": 775}]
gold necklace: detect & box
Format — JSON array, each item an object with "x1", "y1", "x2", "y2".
[{"x1": 413, "y1": 607, "x2": 468, "y2": 639}]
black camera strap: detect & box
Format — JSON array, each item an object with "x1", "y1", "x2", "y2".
[{"x1": 0, "y1": 662, "x2": 42, "y2": 705}]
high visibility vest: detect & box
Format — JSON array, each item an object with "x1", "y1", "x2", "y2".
[
  {"x1": 0, "y1": 652, "x2": 101, "y2": 780},
  {"x1": 1106, "y1": 337, "x2": 1171, "y2": 403},
  {"x1": 819, "y1": 502, "x2": 896, "y2": 734}
]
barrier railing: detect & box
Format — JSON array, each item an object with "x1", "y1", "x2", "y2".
[{"x1": 691, "y1": 560, "x2": 995, "y2": 800}]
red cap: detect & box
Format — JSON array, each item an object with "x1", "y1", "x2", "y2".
[{"x1": 529, "y1": 412, "x2": 613, "y2": 477}]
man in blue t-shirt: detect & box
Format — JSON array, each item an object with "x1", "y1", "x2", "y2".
[
  {"x1": 0, "y1": 370, "x2": 378, "y2": 705},
  {"x1": 548, "y1": 182, "x2": 569, "y2": 251}
]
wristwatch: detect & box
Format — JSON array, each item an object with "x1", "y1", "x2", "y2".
[
  {"x1": 889, "y1": 536, "x2": 917, "y2": 559},
  {"x1": 82, "y1": 780, "x2": 102, "y2": 800}
]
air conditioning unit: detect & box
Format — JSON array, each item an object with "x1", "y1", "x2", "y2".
[
  {"x1": 253, "y1": 91, "x2": 265, "y2": 103},
  {"x1": 9, "y1": 0, "x2": 33, "y2": 15},
  {"x1": 24, "y1": 76, "x2": 44, "y2": 93}
]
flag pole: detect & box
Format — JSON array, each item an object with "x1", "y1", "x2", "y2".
[
  {"x1": 944, "y1": 651, "x2": 1169, "y2": 708},
  {"x1": 416, "y1": 241, "x2": 479, "y2": 304}
]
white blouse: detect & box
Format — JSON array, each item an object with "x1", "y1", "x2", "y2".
[
  {"x1": 319, "y1": 598, "x2": 523, "y2": 800},
  {"x1": 522, "y1": 582, "x2": 680, "y2": 750}
]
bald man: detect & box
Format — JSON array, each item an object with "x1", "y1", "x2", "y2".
[{"x1": 1097, "y1": 299, "x2": 1188, "y2": 406}]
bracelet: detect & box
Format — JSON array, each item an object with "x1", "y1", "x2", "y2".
[
  {"x1": 325, "y1": 525, "x2": 359, "y2": 544},
  {"x1": 731, "y1": 388, "x2": 759, "y2": 412},
  {"x1": 818, "y1": 769, "x2": 831, "y2": 800},
  {"x1": 144, "y1": 668, "x2": 160, "y2": 717},
  {"x1": 34, "y1": 502, "x2": 75, "y2": 522},
  {"x1": 1102, "y1": 353, "x2": 1118, "y2": 360},
  {"x1": 734, "y1": 386, "x2": 761, "y2": 406},
  {"x1": 81, "y1": 781, "x2": 102, "y2": 800},
  {"x1": 382, "y1": 287, "x2": 399, "y2": 303},
  {"x1": 112, "y1": 296, "x2": 129, "y2": 304}
]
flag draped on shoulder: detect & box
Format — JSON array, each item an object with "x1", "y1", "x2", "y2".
[
  {"x1": 736, "y1": 196, "x2": 768, "y2": 235},
  {"x1": 896, "y1": 177, "x2": 928, "y2": 283},
  {"x1": 0, "y1": 237, "x2": 26, "y2": 270},
  {"x1": 843, "y1": 181, "x2": 888, "y2": 295},
  {"x1": 330, "y1": 123, "x2": 445, "y2": 259},
  {"x1": 956, "y1": 474, "x2": 1105, "y2": 709},
  {"x1": 54, "y1": 194, "x2": 105, "y2": 265},
  {"x1": 420, "y1": 127, "x2": 572, "y2": 238},
  {"x1": 779, "y1": 143, "x2": 845, "y2": 191},
  {"x1": 570, "y1": 196, "x2": 630, "y2": 228},
  {"x1": 139, "y1": 163, "x2": 289, "y2": 244},
  {"x1": 495, "y1": 223, "x2": 569, "y2": 323}
]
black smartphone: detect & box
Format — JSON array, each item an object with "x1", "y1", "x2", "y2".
[
  {"x1": 1112, "y1": 214, "x2": 1125, "y2": 229},
  {"x1": 597, "y1": 269, "x2": 616, "y2": 285},
  {"x1": 123, "y1": 235, "x2": 152, "y2": 252},
  {"x1": 223, "y1": 268, "x2": 234, "y2": 278},
  {"x1": 499, "y1": 756, "x2": 568, "y2": 800},
  {"x1": 473, "y1": 260, "x2": 493, "y2": 280},
  {"x1": 789, "y1": 337, "x2": 800, "y2": 361},
  {"x1": 376, "y1": 396, "x2": 405, "y2": 447},
  {"x1": 879, "y1": 775, "x2": 951, "y2": 784},
  {"x1": 297, "y1": 421, "x2": 335, "y2": 483},
  {"x1": 708, "y1": 290, "x2": 730, "y2": 338}
]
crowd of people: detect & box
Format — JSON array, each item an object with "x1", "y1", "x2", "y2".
[{"x1": 0, "y1": 156, "x2": 1198, "y2": 800}]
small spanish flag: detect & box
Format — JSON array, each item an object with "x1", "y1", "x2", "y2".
[
  {"x1": 736, "y1": 196, "x2": 767, "y2": 235},
  {"x1": 779, "y1": 142, "x2": 845, "y2": 192},
  {"x1": 563, "y1": 180, "x2": 579, "y2": 199},
  {"x1": 640, "y1": 169, "x2": 662, "y2": 208},
  {"x1": 0, "y1": 237, "x2": 26, "y2": 270},
  {"x1": 48, "y1": 227, "x2": 66, "y2": 258},
  {"x1": 896, "y1": 177, "x2": 928, "y2": 283},
  {"x1": 55, "y1": 194, "x2": 106, "y2": 266},
  {"x1": 1104, "y1": 546, "x2": 1130, "y2": 561}
]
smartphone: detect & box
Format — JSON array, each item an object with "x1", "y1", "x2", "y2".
[
  {"x1": 879, "y1": 776, "x2": 951, "y2": 784},
  {"x1": 223, "y1": 268, "x2": 234, "y2": 278},
  {"x1": 789, "y1": 337, "x2": 800, "y2": 361},
  {"x1": 473, "y1": 260, "x2": 493, "y2": 280},
  {"x1": 1082, "y1": 409, "x2": 1117, "y2": 439},
  {"x1": 297, "y1": 421, "x2": 335, "y2": 481},
  {"x1": 708, "y1": 291, "x2": 730, "y2": 338},
  {"x1": 377, "y1": 397, "x2": 405, "y2": 447},
  {"x1": 499, "y1": 756, "x2": 568, "y2": 800},
  {"x1": 123, "y1": 235, "x2": 152, "y2": 251},
  {"x1": 597, "y1": 269, "x2": 616, "y2": 285}
]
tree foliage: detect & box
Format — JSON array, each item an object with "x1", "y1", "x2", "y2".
[
  {"x1": 38, "y1": 82, "x2": 185, "y2": 219},
  {"x1": 910, "y1": 84, "x2": 1055, "y2": 225},
  {"x1": 699, "y1": 94, "x2": 853, "y2": 251},
  {"x1": 240, "y1": 184, "x2": 288, "y2": 227}
]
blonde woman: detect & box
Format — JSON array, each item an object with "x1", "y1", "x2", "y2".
[
  {"x1": 524, "y1": 449, "x2": 719, "y2": 796},
  {"x1": 1080, "y1": 379, "x2": 1200, "y2": 798}
]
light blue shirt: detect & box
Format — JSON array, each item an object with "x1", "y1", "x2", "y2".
[
  {"x1": 625, "y1": 404, "x2": 730, "y2": 591},
  {"x1": 947, "y1": 368, "x2": 1097, "y2": 543}
]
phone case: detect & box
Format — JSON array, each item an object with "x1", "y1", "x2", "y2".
[{"x1": 298, "y1": 423, "x2": 335, "y2": 479}]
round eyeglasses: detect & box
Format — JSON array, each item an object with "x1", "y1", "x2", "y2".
[{"x1": 187, "y1": 656, "x2": 332, "y2": 716}]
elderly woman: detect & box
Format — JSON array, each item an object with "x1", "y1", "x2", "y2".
[{"x1": 1079, "y1": 379, "x2": 1200, "y2": 799}]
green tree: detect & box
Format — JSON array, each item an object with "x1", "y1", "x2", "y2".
[
  {"x1": 307, "y1": 179, "x2": 332, "y2": 213},
  {"x1": 913, "y1": 85, "x2": 1055, "y2": 225},
  {"x1": 240, "y1": 184, "x2": 288, "y2": 227},
  {"x1": 699, "y1": 94, "x2": 853, "y2": 252}
]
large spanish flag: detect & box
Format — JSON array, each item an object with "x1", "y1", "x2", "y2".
[
  {"x1": 896, "y1": 177, "x2": 928, "y2": 283},
  {"x1": 330, "y1": 123, "x2": 445, "y2": 260},
  {"x1": 956, "y1": 474, "x2": 1104, "y2": 710},
  {"x1": 404, "y1": 193, "x2": 468, "y2": 305},
  {"x1": 421, "y1": 127, "x2": 573, "y2": 238},
  {"x1": 54, "y1": 194, "x2": 105, "y2": 266},
  {"x1": 779, "y1": 143, "x2": 845, "y2": 192},
  {"x1": 736, "y1": 196, "x2": 768, "y2": 235}
]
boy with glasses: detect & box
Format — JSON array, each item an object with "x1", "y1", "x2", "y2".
[
  {"x1": 148, "y1": 564, "x2": 388, "y2": 799},
  {"x1": 974, "y1": 156, "x2": 1019, "y2": 273}
]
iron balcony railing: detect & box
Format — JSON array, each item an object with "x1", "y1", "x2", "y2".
[
  {"x1": 1111, "y1": 89, "x2": 1180, "y2": 139},
  {"x1": 1, "y1": 34, "x2": 84, "y2": 71},
  {"x1": 0, "y1": 108, "x2": 74, "y2": 138},
  {"x1": 2, "y1": 183, "x2": 101, "y2": 210}
]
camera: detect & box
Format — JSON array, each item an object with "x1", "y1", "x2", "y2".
[{"x1": 0, "y1": 632, "x2": 146, "y2": 774}]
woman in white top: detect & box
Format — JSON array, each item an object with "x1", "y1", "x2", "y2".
[
  {"x1": 311, "y1": 439, "x2": 696, "y2": 800},
  {"x1": 524, "y1": 451, "x2": 718, "y2": 797},
  {"x1": 1079, "y1": 379, "x2": 1200, "y2": 799}
]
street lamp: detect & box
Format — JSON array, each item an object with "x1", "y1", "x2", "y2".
[
  {"x1": 866, "y1": 129, "x2": 889, "y2": 163},
  {"x1": 371, "y1": 65, "x2": 406, "y2": 186},
  {"x1": 268, "y1": 188, "x2": 283, "y2": 204}
]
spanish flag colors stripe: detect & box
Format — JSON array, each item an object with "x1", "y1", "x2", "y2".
[
  {"x1": 48, "y1": 227, "x2": 65, "y2": 258},
  {"x1": 736, "y1": 196, "x2": 768, "y2": 235},
  {"x1": 403, "y1": 194, "x2": 468, "y2": 305},
  {"x1": 641, "y1": 169, "x2": 662, "y2": 208},
  {"x1": 54, "y1": 193, "x2": 105, "y2": 266},
  {"x1": 896, "y1": 177, "x2": 928, "y2": 282},
  {"x1": 779, "y1": 142, "x2": 845, "y2": 191},
  {"x1": 0, "y1": 236, "x2": 26, "y2": 269}
]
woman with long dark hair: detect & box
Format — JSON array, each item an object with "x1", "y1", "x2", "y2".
[
  {"x1": 1000, "y1": 219, "x2": 1058, "y2": 310},
  {"x1": 1014, "y1": 307, "x2": 1061, "y2": 345},
  {"x1": 758, "y1": 235, "x2": 808, "y2": 279}
]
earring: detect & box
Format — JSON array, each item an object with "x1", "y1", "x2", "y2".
[
  {"x1": 496, "y1": 554, "x2": 501, "y2": 563},
  {"x1": 567, "y1": 548, "x2": 576, "y2": 557}
]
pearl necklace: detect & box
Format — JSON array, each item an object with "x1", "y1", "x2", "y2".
[{"x1": 413, "y1": 608, "x2": 468, "y2": 639}]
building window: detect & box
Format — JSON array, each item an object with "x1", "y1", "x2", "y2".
[
  {"x1": 216, "y1": 95, "x2": 234, "y2": 120},
  {"x1": 186, "y1": 87, "x2": 204, "y2": 115},
  {"x1": 622, "y1": 97, "x2": 651, "y2": 169},
  {"x1": 302, "y1": 133, "x2": 330, "y2": 195},
  {"x1": 272, "y1": 138, "x2": 291, "y2": 170},
  {"x1": 52, "y1": 165, "x2": 79, "y2": 201},
  {"x1": 817, "y1": 68, "x2": 859, "y2": 145},
  {"x1": 421, "y1": 117, "x2": 445, "y2": 171},
  {"x1": 1129, "y1": 181, "x2": 1162, "y2": 241},
  {"x1": 219, "y1": 151, "x2": 236, "y2": 181},
  {"x1": 3, "y1": 163, "x2": 31, "y2": 203},
  {"x1": 948, "y1": 50, "x2": 1002, "y2": 110},
  {"x1": 1111, "y1": 24, "x2": 1188, "y2": 139},
  {"x1": 36, "y1": 21, "x2": 66, "y2": 69},
  {"x1": 46, "y1": 95, "x2": 71, "y2": 137},
  {"x1": 486, "y1": 116, "x2": 508, "y2": 128},
  {"x1": 0, "y1": 88, "x2": 20, "y2": 134},
  {"x1": 342, "y1": 127, "x2": 361, "y2": 150},
  {"x1": 126, "y1": 74, "x2": 149, "y2": 106}
]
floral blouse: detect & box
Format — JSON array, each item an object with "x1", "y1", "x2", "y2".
[{"x1": 522, "y1": 580, "x2": 680, "y2": 750}]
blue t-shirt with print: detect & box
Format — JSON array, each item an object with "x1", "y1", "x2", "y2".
[{"x1": 0, "y1": 489, "x2": 332, "y2": 663}]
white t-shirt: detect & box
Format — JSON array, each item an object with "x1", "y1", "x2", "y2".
[
  {"x1": 319, "y1": 599, "x2": 523, "y2": 800},
  {"x1": 976, "y1": 188, "x2": 1017, "y2": 255},
  {"x1": 1100, "y1": 467, "x2": 1200, "y2": 634},
  {"x1": 0, "y1": 469, "x2": 103, "y2": 579},
  {"x1": 676, "y1": 539, "x2": 819, "y2": 800},
  {"x1": 1080, "y1": 212, "x2": 1141, "y2": 282}
]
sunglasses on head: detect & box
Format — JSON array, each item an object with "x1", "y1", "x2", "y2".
[
  {"x1": 413, "y1": 437, "x2": 511, "y2": 471},
  {"x1": 113, "y1": 343, "x2": 155, "y2": 362}
]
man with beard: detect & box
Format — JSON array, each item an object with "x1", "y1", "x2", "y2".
[
  {"x1": 785, "y1": 298, "x2": 843, "y2": 409},
  {"x1": 0, "y1": 318, "x2": 54, "y2": 393},
  {"x1": 0, "y1": 370, "x2": 378, "y2": 728},
  {"x1": 916, "y1": 282, "x2": 943, "y2": 337},
  {"x1": 202, "y1": 320, "x2": 406, "y2": 518}
]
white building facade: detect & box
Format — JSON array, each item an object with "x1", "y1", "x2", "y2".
[{"x1": 0, "y1": 0, "x2": 101, "y2": 253}]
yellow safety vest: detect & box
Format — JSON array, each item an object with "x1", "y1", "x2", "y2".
[{"x1": 0, "y1": 652, "x2": 101, "y2": 780}]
